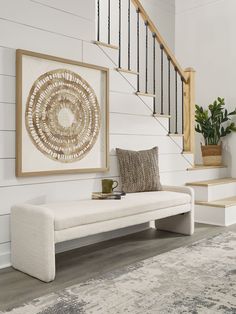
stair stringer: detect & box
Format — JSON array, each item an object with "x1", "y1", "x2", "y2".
[{"x1": 82, "y1": 41, "x2": 229, "y2": 186}]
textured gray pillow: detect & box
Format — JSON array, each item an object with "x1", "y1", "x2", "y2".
[{"x1": 116, "y1": 147, "x2": 162, "y2": 193}]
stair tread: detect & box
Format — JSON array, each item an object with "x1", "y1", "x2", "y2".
[
  {"x1": 153, "y1": 113, "x2": 171, "y2": 119},
  {"x1": 94, "y1": 41, "x2": 119, "y2": 50},
  {"x1": 169, "y1": 133, "x2": 184, "y2": 137},
  {"x1": 186, "y1": 177, "x2": 236, "y2": 187},
  {"x1": 196, "y1": 196, "x2": 236, "y2": 208},
  {"x1": 136, "y1": 92, "x2": 156, "y2": 98},
  {"x1": 116, "y1": 68, "x2": 139, "y2": 75},
  {"x1": 187, "y1": 164, "x2": 227, "y2": 171}
]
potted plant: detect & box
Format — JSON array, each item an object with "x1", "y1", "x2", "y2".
[{"x1": 195, "y1": 97, "x2": 236, "y2": 166}]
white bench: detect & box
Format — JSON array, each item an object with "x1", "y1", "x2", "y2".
[{"x1": 11, "y1": 185, "x2": 194, "y2": 282}]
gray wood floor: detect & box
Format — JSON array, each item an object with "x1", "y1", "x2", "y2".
[{"x1": 0, "y1": 223, "x2": 235, "y2": 311}]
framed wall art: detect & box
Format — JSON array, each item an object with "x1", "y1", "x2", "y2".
[{"x1": 16, "y1": 50, "x2": 109, "y2": 177}]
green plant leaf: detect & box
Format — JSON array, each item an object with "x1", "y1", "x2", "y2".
[{"x1": 195, "y1": 97, "x2": 236, "y2": 142}]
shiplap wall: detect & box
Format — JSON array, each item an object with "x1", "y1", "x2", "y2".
[{"x1": 0, "y1": 0, "x2": 228, "y2": 268}]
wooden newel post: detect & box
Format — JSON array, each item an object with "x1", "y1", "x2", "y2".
[{"x1": 183, "y1": 67, "x2": 196, "y2": 153}]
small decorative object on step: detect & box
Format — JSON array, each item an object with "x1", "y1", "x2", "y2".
[
  {"x1": 195, "y1": 97, "x2": 236, "y2": 166},
  {"x1": 201, "y1": 143, "x2": 222, "y2": 166}
]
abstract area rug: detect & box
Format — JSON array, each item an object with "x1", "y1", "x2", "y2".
[{"x1": 2, "y1": 232, "x2": 236, "y2": 314}]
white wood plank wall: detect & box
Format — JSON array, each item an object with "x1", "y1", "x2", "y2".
[{"x1": 0, "y1": 0, "x2": 228, "y2": 268}]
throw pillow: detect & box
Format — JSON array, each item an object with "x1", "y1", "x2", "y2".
[{"x1": 116, "y1": 147, "x2": 162, "y2": 193}]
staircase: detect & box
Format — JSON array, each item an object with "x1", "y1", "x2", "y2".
[
  {"x1": 95, "y1": 0, "x2": 195, "y2": 155},
  {"x1": 187, "y1": 178, "x2": 236, "y2": 226},
  {"x1": 91, "y1": 0, "x2": 233, "y2": 224}
]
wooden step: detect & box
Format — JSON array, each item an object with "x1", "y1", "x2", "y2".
[
  {"x1": 187, "y1": 178, "x2": 236, "y2": 187},
  {"x1": 186, "y1": 177, "x2": 236, "y2": 203},
  {"x1": 116, "y1": 68, "x2": 139, "y2": 75},
  {"x1": 153, "y1": 113, "x2": 171, "y2": 119},
  {"x1": 196, "y1": 196, "x2": 236, "y2": 208},
  {"x1": 94, "y1": 41, "x2": 119, "y2": 50},
  {"x1": 169, "y1": 133, "x2": 184, "y2": 137},
  {"x1": 135, "y1": 92, "x2": 156, "y2": 98},
  {"x1": 195, "y1": 199, "x2": 236, "y2": 226},
  {"x1": 187, "y1": 164, "x2": 227, "y2": 171}
]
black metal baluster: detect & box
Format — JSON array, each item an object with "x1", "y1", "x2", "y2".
[
  {"x1": 118, "y1": 0, "x2": 121, "y2": 68},
  {"x1": 160, "y1": 44, "x2": 164, "y2": 114},
  {"x1": 168, "y1": 57, "x2": 171, "y2": 132},
  {"x1": 145, "y1": 21, "x2": 148, "y2": 94},
  {"x1": 137, "y1": 8, "x2": 140, "y2": 92},
  {"x1": 108, "y1": 0, "x2": 111, "y2": 44},
  {"x1": 175, "y1": 68, "x2": 178, "y2": 134},
  {"x1": 128, "y1": 0, "x2": 131, "y2": 71},
  {"x1": 153, "y1": 33, "x2": 156, "y2": 114},
  {"x1": 97, "y1": 0, "x2": 100, "y2": 41},
  {"x1": 182, "y1": 78, "x2": 184, "y2": 135}
]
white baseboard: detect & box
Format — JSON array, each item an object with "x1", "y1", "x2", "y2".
[
  {"x1": 0, "y1": 252, "x2": 11, "y2": 269},
  {"x1": 195, "y1": 204, "x2": 236, "y2": 227}
]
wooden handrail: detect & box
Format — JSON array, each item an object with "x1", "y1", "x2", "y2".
[{"x1": 131, "y1": 0, "x2": 188, "y2": 83}]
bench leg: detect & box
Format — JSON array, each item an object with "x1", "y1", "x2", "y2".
[
  {"x1": 11, "y1": 205, "x2": 55, "y2": 282},
  {"x1": 155, "y1": 211, "x2": 194, "y2": 236}
]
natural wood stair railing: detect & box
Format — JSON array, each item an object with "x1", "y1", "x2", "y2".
[
  {"x1": 96, "y1": 0, "x2": 196, "y2": 154},
  {"x1": 131, "y1": 0, "x2": 187, "y2": 82}
]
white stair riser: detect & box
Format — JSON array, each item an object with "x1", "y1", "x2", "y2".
[
  {"x1": 195, "y1": 204, "x2": 236, "y2": 227},
  {"x1": 190, "y1": 182, "x2": 236, "y2": 202},
  {"x1": 192, "y1": 187, "x2": 208, "y2": 202},
  {"x1": 160, "y1": 167, "x2": 228, "y2": 186},
  {"x1": 208, "y1": 183, "x2": 236, "y2": 201},
  {"x1": 187, "y1": 168, "x2": 229, "y2": 182}
]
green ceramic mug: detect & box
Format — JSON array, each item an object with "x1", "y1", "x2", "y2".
[{"x1": 102, "y1": 179, "x2": 118, "y2": 194}]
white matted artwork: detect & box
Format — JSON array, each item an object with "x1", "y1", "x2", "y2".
[{"x1": 16, "y1": 50, "x2": 109, "y2": 177}]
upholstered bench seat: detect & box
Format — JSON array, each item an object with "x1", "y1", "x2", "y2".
[
  {"x1": 43, "y1": 191, "x2": 191, "y2": 231},
  {"x1": 11, "y1": 185, "x2": 194, "y2": 282}
]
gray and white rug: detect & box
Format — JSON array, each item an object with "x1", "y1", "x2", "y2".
[{"x1": 2, "y1": 232, "x2": 236, "y2": 314}]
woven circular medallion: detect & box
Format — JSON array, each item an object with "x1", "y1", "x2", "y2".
[{"x1": 25, "y1": 69, "x2": 101, "y2": 163}]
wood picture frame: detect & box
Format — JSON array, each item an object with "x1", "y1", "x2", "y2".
[{"x1": 16, "y1": 49, "x2": 109, "y2": 177}]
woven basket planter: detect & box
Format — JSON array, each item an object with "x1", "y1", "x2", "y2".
[{"x1": 201, "y1": 144, "x2": 222, "y2": 166}]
